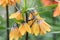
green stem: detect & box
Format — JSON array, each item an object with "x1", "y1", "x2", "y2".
[
  {"x1": 52, "y1": 17, "x2": 56, "y2": 25},
  {"x1": 24, "y1": 0, "x2": 27, "y2": 11},
  {"x1": 53, "y1": 33, "x2": 56, "y2": 40},
  {"x1": 6, "y1": 5, "x2": 9, "y2": 40},
  {"x1": 25, "y1": 11, "x2": 28, "y2": 40},
  {"x1": 24, "y1": 0, "x2": 28, "y2": 40},
  {"x1": 52, "y1": 17, "x2": 57, "y2": 40}
]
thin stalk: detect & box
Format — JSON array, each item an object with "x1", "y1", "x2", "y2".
[
  {"x1": 15, "y1": 3, "x2": 18, "y2": 12},
  {"x1": 52, "y1": 17, "x2": 56, "y2": 25},
  {"x1": 52, "y1": 17, "x2": 56, "y2": 40},
  {"x1": 30, "y1": 19, "x2": 36, "y2": 27},
  {"x1": 24, "y1": 0, "x2": 28, "y2": 40},
  {"x1": 25, "y1": 11, "x2": 28, "y2": 40},
  {"x1": 6, "y1": 5, "x2": 9, "y2": 40},
  {"x1": 53, "y1": 33, "x2": 56, "y2": 40}
]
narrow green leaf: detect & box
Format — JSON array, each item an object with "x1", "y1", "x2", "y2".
[{"x1": 0, "y1": 26, "x2": 6, "y2": 30}]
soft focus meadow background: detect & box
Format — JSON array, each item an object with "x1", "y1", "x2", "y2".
[{"x1": 0, "y1": 0, "x2": 60, "y2": 40}]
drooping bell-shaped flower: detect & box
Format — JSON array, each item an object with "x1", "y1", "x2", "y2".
[
  {"x1": 0, "y1": 0, "x2": 20, "y2": 7},
  {"x1": 31, "y1": 22, "x2": 39, "y2": 36},
  {"x1": 53, "y1": 1, "x2": 60, "y2": 17},
  {"x1": 38, "y1": 20, "x2": 51, "y2": 35},
  {"x1": 9, "y1": 23, "x2": 22, "y2": 40},
  {"x1": 19, "y1": 23, "x2": 31, "y2": 35},
  {"x1": 9, "y1": 11, "x2": 23, "y2": 20}
]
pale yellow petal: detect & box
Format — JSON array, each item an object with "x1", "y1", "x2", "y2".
[
  {"x1": 38, "y1": 20, "x2": 51, "y2": 35},
  {"x1": 16, "y1": 13, "x2": 23, "y2": 20},
  {"x1": 6, "y1": 0, "x2": 8, "y2": 4},
  {"x1": 36, "y1": 15, "x2": 45, "y2": 20},
  {"x1": 31, "y1": 22, "x2": 39, "y2": 36},
  {"x1": 9, "y1": 27, "x2": 20, "y2": 40},
  {"x1": 39, "y1": 26, "x2": 46, "y2": 35},
  {"x1": 29, "y1": 13, "x2": 33, "y2": 19},
  {"x1": 19, "y1": 24, "x2": 26, "y2": 35},
  {"x1": 24, "y1": 23, "x2": 31, "y2": 33},
  {"x1": 15, "y1": 37, "x2": 19, "y2": 40},
  {"x1": 42, "y1": 21, "x2": 51, "y2": 32},
  {"x1": 28, "y1": 20, "x2": 34, "y2": 26},
  {"x1": 32, "y1": 11, "x2": 38, "y2": 16},
  {"x1": 9, "y1": 13, "x2": 18, "y2": 19},
  {"x1": 9, "y1": 12, "x2": 23, "y2": 20}
]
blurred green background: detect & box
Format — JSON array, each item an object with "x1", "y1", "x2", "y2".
[{"x1": 0, "y1": 0, "x2": 60, "y2": 40}]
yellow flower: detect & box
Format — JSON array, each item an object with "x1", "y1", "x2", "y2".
[
  {"x1": 31, "y1": 22, "x2": 39, "y2": 36},
  {"x1": 35, "y1": 15, "x2": 45, "y2": 20},
  {"x1": 9, "y1": 26, "x2": 21, "y2": 40},
  {"x1": 28, "y1": 20, "x2": 34, "y2": 26},
  {"x1": 33, "y1": 11, "x2": 38, "y2": 16},
  {"x1": 38, "y1": 20, "x2": 51, "y2": 35},
  {"x1": 19, "y1": 23, "x2": 31, "y2": 35},
  {"x1": 9, "y1": 11, "x2": 23, "y2": 20},
  {"x1": 30, "y1": 10, "x2": 38, "y2": 16},
  {"x1": 29, "y1": 13, "x2": 33, "y2": 20},
  {"x1": 30, "y1": 10, "x2": 45, "y2": 20},
  {"x1": 0, "y1": 0, "x2": 20, "y2": 7},
  {"x1": 19, "y1": 24, "x2": 26, "y2": 35},
  {"x1": 24, "y1": 23, "x2": 31, "y2": 33},
  {"x1": 39, "y1": 24, "x2": 47, "y2": 35},
  {"x1": 39, "y1": 27, "x2": 46, "y2": 35},
  {"x1": 28, "y1": 13, "x2": 34, "y2": 26}
]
